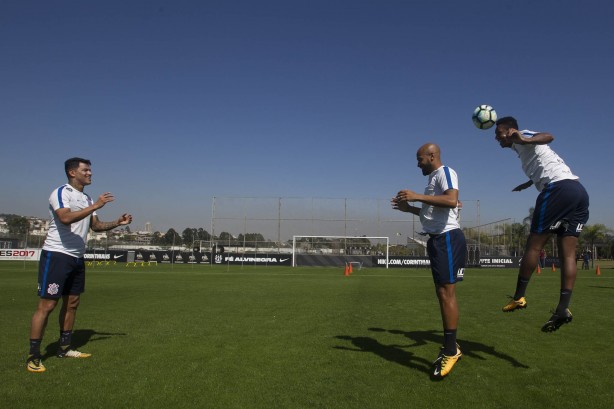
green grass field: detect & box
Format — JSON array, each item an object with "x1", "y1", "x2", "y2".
[{"x1": 1, "y1": 261, "x2": 613, "y2": 409}]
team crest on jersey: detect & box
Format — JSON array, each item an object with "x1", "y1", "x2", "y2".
[{"x1": 47, "y1": 283, "x2": 60, "y2": 295}]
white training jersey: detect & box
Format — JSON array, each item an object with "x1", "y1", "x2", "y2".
[
  {"x1": 43, "y1": 184, "x2": 96, "y2": 258},
  {"x1": 512, "y1": 130, "x2": 578, "y2": 192},
  {"x1": 419, "y1": 166, "x2": 460, "y2": 234}
]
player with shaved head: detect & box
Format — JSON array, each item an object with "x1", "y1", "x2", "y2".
[{"x1": 392, "y1": 143, "x2": 466, "y2": 379}]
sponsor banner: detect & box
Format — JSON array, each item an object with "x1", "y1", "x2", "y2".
[
  {"x1": 133, "y1": 250, "x2": 209, "y2": 264},
  {"x1": 85, "y1": 250, "x2": 128, "y2": 262},
  {"x1": 373, "y1": 256, "x2": 522, "y2": 268},
  {"x1": 223, "y1": 253, "x2": 292, "y2": 266},
  {"x1": 374, "y1": 256, "x2": 431, "y2": 268},
  {"x1": 12, "y1": 251, "x2": 524, "y2": 269},
  {"x1": 85, "y1": 250, "x2": 210, "y2": 264},
  {"x1": 82, "y1": 251, "x2": 292, "y2": 265},
  {"x1": 477, "y1": 257, "x2": 521, "y2": 268},
  {"x1": 0, "y1": 249, "x2": 41, "y2": 261}
]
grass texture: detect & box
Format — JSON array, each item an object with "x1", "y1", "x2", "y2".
[{"x1": 1, "y1": 261, "x2": 613, "y2": 409}]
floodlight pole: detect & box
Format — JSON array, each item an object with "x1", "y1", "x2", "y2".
[
  {"x1": 278, "y1": 197, "x2": 282, "y2": 253},
  {"x1": 211, "y1": 196, "x2": 216, "y2": 265}
]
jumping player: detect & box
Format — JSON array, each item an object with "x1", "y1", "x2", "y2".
[
  {"x1": 495, "y1": 117, "x2": 589, "y2": 332},
  {"x1": 26, "y1": 157, "x2": 132, "y2": 373},
  {"x1": 392, "y1": 143, "x2": 466, "y2": 379}
]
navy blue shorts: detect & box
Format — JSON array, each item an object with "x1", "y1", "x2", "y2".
[
  {"x1": 426, "y1": 229, "x2": 466, "y2": 285},
  {"x1": 38, "y1": 250, "x2": 86, "y2": 298},
  {"x1": 532, "y1": 179, "x2": 589, "y2": 237}
]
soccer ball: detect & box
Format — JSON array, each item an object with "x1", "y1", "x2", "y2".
[{"x1": 472, "y1": 105, "x2": 497, "y2": 130}]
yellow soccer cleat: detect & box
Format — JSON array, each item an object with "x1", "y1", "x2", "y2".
[
  {"x1": 433, "y1": 346, "x2": 462, "y2": 379},
  {"x1": 432, "y1": 343, "x2": 460, "y2": 366},
  {"x1": 502, "y1": 296, "x2": 527, "y2": 312},
  {"x1": 26, "y1": 355, "x2": 46, "y2": 373}
]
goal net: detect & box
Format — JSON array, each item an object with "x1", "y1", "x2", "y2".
[
  {"x1": 291, "y1": 235, "x2": 389, "y2": 268},
  {"x1": 347, "y1": 261, "x2": 363, "y2": 271}
]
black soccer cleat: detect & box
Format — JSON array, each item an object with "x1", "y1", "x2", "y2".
[{"x1": 541, "y1": 308, "x2": 573, "y2": 332}]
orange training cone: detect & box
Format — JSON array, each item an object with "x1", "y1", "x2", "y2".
[
  {"x1": 552, "y1": 263, "x2": 556, "y2": 272},
  {"x1": 344, "y1": 264, "x2": 350, "y2": 276},
  {"x1": 349, "y1": 263, "x2": 353, "y2": 274},
  {"x1": 596, "y1": 265, "x2": 601, "y2": 276},
  {"x1": 537, "y1": 265, "x2": 541, "y2": 274}
]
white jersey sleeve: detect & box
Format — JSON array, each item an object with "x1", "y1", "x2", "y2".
[
  {"x1": 42, "y1": 184, "x2": 95, "y2": 258},
  {"x1": 419, "y1": 166, "x2": 461, "y2": 234},
  {"x1": 512, "y1": 130, "x2": 578, "y2": 192}
]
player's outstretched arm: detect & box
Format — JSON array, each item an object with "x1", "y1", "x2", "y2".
[
  {"x1": 90, "y1": 213, "x2": 133, "y2": 232},
  {"x1": 55, "y1": 192, "x2": 115, "y2": 226},
  {"x1": 391, "y1": 196, "x2": 420, "y2": 215},
  {"x1": 509, "y1": 129, "x2": 554, "y2": 145},
  {"x1": 396, "y1": 188, "x2": 458, "y2": 209}
]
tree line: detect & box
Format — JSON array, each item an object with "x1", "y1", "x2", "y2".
[
  {"x1": 149, "y1": 228, "x2": 273, "y2": 248},
  {"x1": 3, "y1": 212, "x2": 614, "y2": 257}
]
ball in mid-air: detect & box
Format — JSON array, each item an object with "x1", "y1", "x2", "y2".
[{"x1": 472, "y1": 105, "x2": 497, "y2": 129}]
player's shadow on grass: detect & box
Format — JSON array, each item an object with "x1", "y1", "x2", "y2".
[
  {"x1": 334, "y1": 335, "x2": 433, "y2": 375},
  {"x1": 42, "y1": 329, "x2": 127, "y2": 359},
  {"x1": 369, "y1": 327, "x2": 529, "y2": 369},
  {"x1": 334, "y1": 328, "x2": 529, "y2": 378}
]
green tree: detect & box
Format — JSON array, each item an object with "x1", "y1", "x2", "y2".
[
  {"x1": 217, "y1": 232, "x2": 234, "y2": 243},
  {"x1": 162, "y1": 228, "x2": 182, "y2": 246},
  {"x1": 182, "y1": 228, "x2": 197, "y2": 245},
  {"x1": 150, "y1": 231, "x2": 164, "y2": 245},
  {"x1": 197, "y1": 228, "x2": 211, "y2": 241},
  {"x1": 182, "y1": 227, "x2": 212, "y2": 245},
  {"x1": 580, "y1": 224, "x2": 610, "y2": 258},
  {"x1": 8, "y1": 216, "x2": 30, "y2": 236},
  {"x1": 237, "y1": 233, "x2": 266, "y2": 247}
]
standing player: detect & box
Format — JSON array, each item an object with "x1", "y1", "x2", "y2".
[
  {"x1": 495, "y1": 117, "x2": 589, "y2": 332},
  {"x1": 392, "y1": 143, "x2": 466, "y2": 379},
  {"x1": 26, "y1": 157, "x2": 132, "y2": 373}
]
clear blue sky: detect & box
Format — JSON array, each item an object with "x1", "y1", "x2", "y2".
[{"x1": 1, "y1": 0, "x2": 613, "y2": 235}]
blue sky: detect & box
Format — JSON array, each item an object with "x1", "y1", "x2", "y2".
[{"x1": 1, "y1": 0, "x2": 613, "y2": 236}]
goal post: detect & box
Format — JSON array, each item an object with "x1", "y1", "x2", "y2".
[
  {"x1": 347, "y1": 261, "x2": 363, "y2": 271},
  {"x1": 291, "y1": 235, "x2": 389, "y2": 268}
]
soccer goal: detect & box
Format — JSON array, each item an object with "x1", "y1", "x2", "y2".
[
  {"x1": 347, "y1": 261, "x2": 363, "y2": 271},
  {"x1": 291, "y1": 235, "x2": 389, "y2": 268}
]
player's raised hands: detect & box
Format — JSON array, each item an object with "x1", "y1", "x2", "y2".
[
  {"x1": 391, "y1": 196, "x2": 411, "y2": 212},
  {"x1": 396, "y1": 189, "x2": 420, "y2": 202},
  {"x1": 94, "y1": 192, "x2": 115, "y2": 209},
  {"x1": 117, "y1": 213, "x2": 132, "y2": 225}
]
